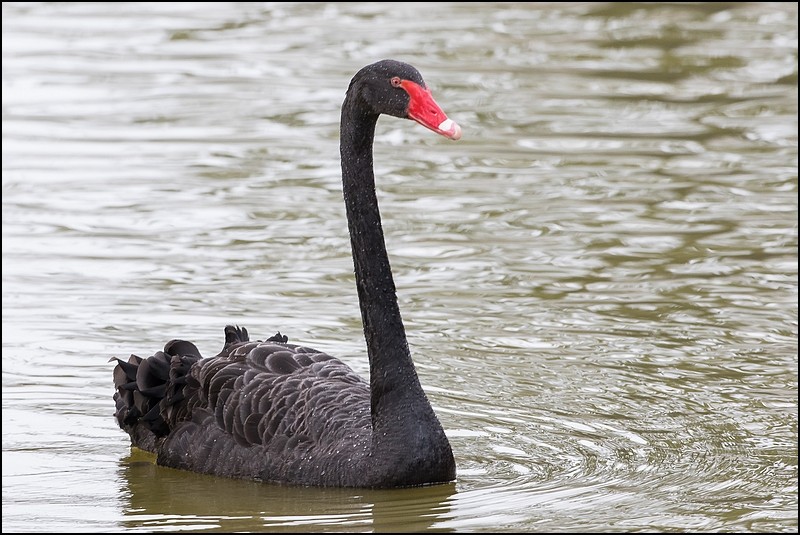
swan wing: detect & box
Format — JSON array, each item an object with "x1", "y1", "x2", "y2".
[{"x1": 184, "y1": 340, "x2": 371, "y2": 449}]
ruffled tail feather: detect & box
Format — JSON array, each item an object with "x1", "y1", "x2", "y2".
[{"x1": 112, "y1": 343, "x2": 202, "y2": 451}]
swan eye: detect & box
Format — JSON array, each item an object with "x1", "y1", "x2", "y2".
[{"x1": 390, "y1": 77, "x2": 402, "y2": 88}]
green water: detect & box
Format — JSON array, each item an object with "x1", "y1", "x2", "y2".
[{"x1": 2, "y1": 2, "x2": 797, "y2": 532}]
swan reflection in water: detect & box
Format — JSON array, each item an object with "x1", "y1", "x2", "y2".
[{"x1": 118, "y1": 450, "x2": 457, "y2": 532}]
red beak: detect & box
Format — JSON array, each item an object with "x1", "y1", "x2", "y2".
[{"x1": 400, "y1": 80, "x2": 462, "y2": 140}]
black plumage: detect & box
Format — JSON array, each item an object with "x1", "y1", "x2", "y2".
[{"x1": 112, "y1": 60, "x2": 461, "y2": 488}]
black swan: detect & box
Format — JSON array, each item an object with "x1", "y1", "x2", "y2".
[{"x1": 112, "y1": 60, "x2": 461, "y2": 488}]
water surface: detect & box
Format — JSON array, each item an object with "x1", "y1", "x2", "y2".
[{"x1": 2, "y1": 2, "x2": 797, "y2": 532}]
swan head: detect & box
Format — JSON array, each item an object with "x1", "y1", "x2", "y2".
[{"x1": 350, "y1": 59, "x2": 462, "y2": 140}]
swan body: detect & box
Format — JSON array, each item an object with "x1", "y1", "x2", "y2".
[{"x1": 112, "y1": 60, "x2": 460, "y2": 488}]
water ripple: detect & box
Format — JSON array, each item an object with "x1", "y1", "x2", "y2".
[{"x1": 3, "y1": 1, "x2": 797, "y2": 533}]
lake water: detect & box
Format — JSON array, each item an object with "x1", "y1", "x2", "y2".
[{"x1": 2, "y1": 2, "x2": 797, "y2": 532}]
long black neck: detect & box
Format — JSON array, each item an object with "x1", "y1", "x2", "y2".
[{"x1": 340, "y1": 93, "x2": 426, "y2": 425}]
